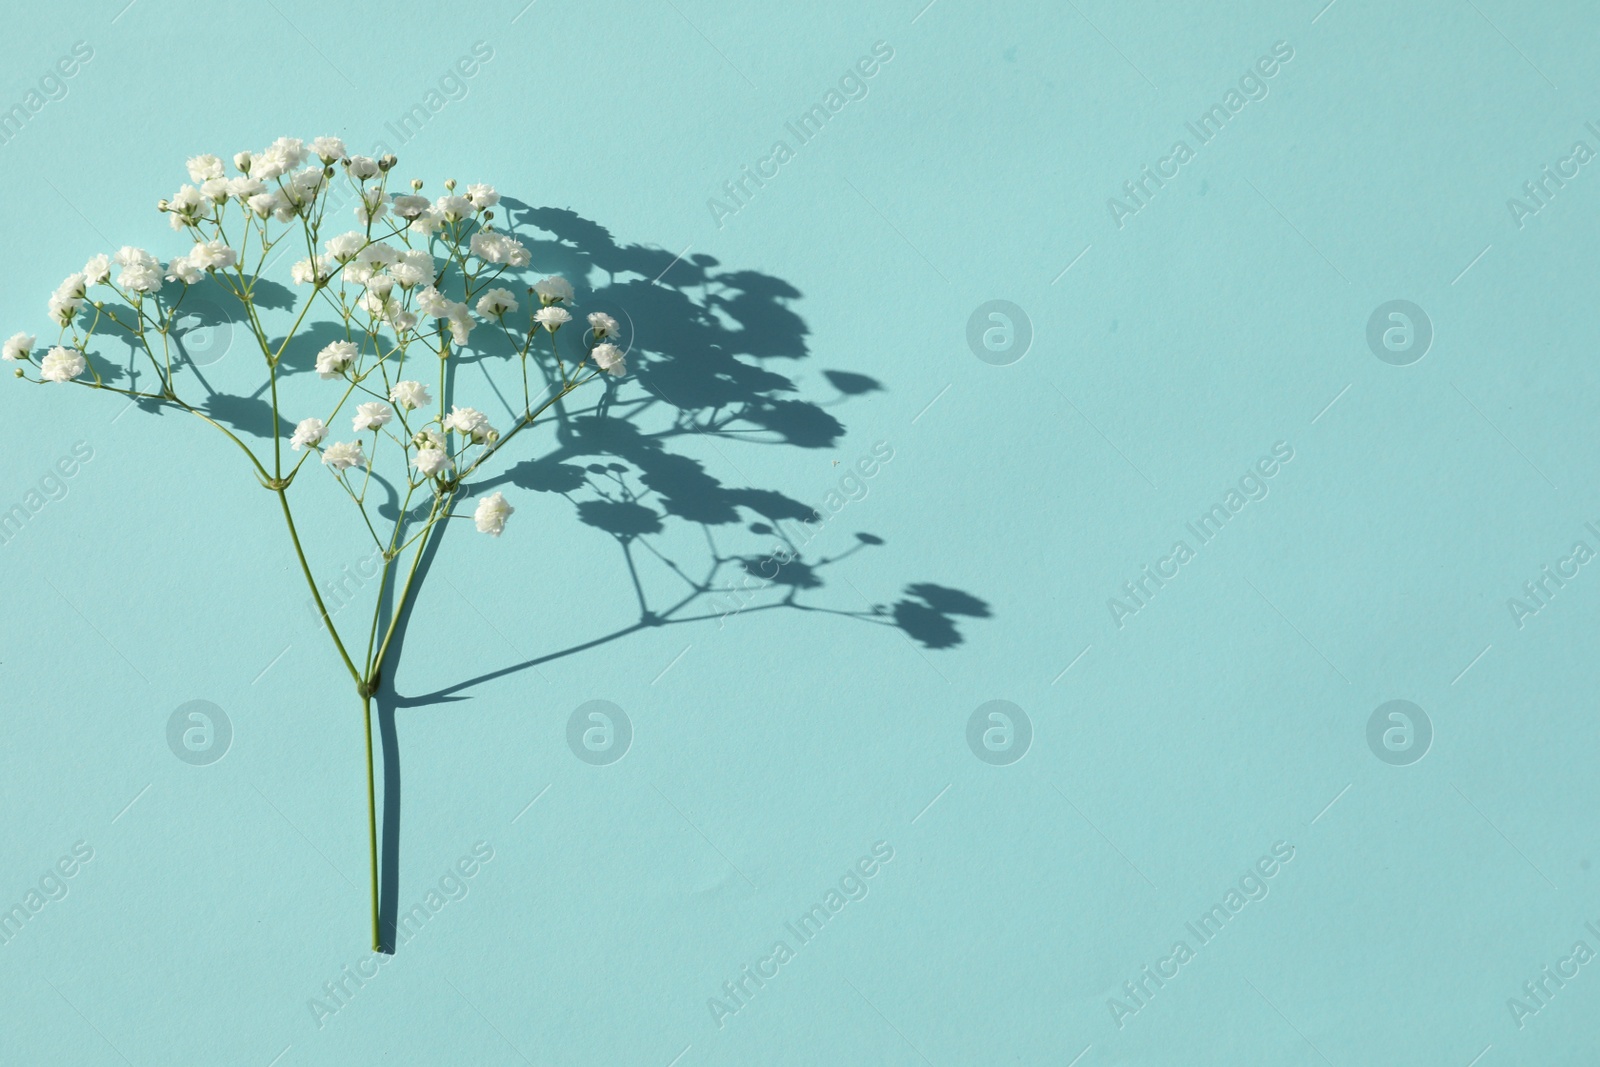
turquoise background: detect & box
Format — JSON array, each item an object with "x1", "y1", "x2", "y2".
[{"x1": 2, "y1": 0, "x2": 1599, "y2": 1063}]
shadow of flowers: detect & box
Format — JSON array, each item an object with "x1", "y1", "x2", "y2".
[{"x1": 378, "y1": 201, "x2": 993, "y2": 714}]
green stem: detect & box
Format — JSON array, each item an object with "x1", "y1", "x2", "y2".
[
  {"x1": 370, "y1": 494, "x2": 450, "y2": 677},
  {"x1": 277, "y1": 488, "x2": 361, "y2": 684},
  {"x1": 361, "y1": 691, "x2": 380, "y2": 953}
]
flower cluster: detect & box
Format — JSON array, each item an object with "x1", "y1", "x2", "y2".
[
  {"x1": 5, "y1": 136, "x2": 639, "y2": 952},
  {"x1": 8, "y1": 136, "x2": 631, "y2": 548}
]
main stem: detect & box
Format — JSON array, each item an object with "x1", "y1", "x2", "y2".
[
  {"x1": 361, "y1": 692, "x2": 380, "y2": 953},
  {"x1": 356, "y1": 494, "x2": 452, "y2": 952}
]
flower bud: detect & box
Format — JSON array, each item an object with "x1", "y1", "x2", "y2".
[
  {"x1": 379, "y1": 154, "x2": 397, "y2": 171},
  {"x1": 234, "y1": 150, "x2": 252, "y2": 173},
  {"x1": 410, "y1": 178, "x2": 423, "y2": 191},
  {"x1": 443, "y1": 178, "x2": 456, "y2": 191}
]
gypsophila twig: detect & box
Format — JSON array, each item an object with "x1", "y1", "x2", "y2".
[{"x1": 5, "y1": 136, "x2": 632, "y2": 952}]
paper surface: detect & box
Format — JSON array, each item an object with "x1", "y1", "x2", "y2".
[{"x1": 0, "y1": 1, "x2": 1595, "y2": 1063}]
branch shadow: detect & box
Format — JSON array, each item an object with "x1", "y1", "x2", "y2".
[{"x1": 364, "y1": 202, "x2": 991, "y2": 949}]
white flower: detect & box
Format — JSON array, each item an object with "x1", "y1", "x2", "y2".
[
  {"x1": 316, "y1": 340, "x2": 359, "y2": 379},
  {"x1": 447, "y1": 305, "x2": 475, "y2": 346},
  {"x1": 389, "y1": 380, "x2": 431, "y2": 410},
  {"x1": 474, "y1": 492, "x2": 514, "y2": 536},
  {"x1": 391, "y1": 194, "x2": 430, "y2": 219},
  {"x1": 110, "y1": 250, "x2": 160, "y2": 293},
  {"x1": 39, "y1": 346, "x2": 86, "y2": 382},
  {"x1": 412, "y1": 447, "x2": 452, "y2": 478},
  {"x1": 345, "y1": 155, "x2": 381, "y2": 181},
  {"x1": 416, "y1": 286, "x2": 452, "y2": 318},
  {"x1": 115, "y1": 247, "x2": 158, "y2": 270},
  {"x1": 2, "y1": 332, "x2": 35, "y2": 361},
  {"x1": 389, "y1": 261, "x2": 429, "y2": 288},
  {"x1": 189, "y1": 240, "x2": 237, "y2": 271},
  {"x1": 467, "y1": 183, "x2": 499, "y2": 209},
  {"x1": 389, "y1": 308, "x2": 418, "y2": 333},
  {"x1": 273, "y1": 137, "x2": 307, "y2": 163},
  {"x1": 290, "y1": 417, "x2": 327, "y2": 450},
  {"x1": 477, "y1": 288, "x2": 518, "y2": 317},
  {"x1": 251, "y1": 154, "x2": 291, "y2": 182},
  {"x1": 534, "y1": 306, "x2": 571, "y2": 332},
  {"x1": 166, "y1": 183, "x2": 213, "y2": 227},
  {"x1": 359, "y1": 291, "x2": 392, "y2": 321},
  {"x1": 253, "y1": 137, "x2": 307, "y2": 180},
  {"x1": 291, "y1": 254, "x2": 334, "y2": 286},
  {"x1": 363, "y1": 274, "x2": 395, "y2": 300},
  {"x1": 50, "y1": 275, "x2": 87, "y2": 320},
  {"x1": 83, "y1": 254, "x2": 110, "y2": 286},
  {"x1": 358, "y1": 242, "x2": 398, "y2": 268},
  {"x1": 247, "y1": 191, "x2": 282, "y2": 218},
  {"x1": 226, "y1": 176, "x2": 264, "y2": 200},
  {"x1": 279, "y1": 167, "x2": 324, "y2": 213},
  {"x1": 186, "y1": 154, "x2": 224, "y2": 182},
  {"x1": 201, "y1": 177, "x2": 230, "y2": 202},
  {"x1": 233, "y1": 150, "x2": 253, "y2": 173},
  {"x1": 120, "y1": 264, "x2": 163, "y2": 294},
  {"x1": 312, "y1": 136, "x2": 347, "y2": 163},
  {"x1": 534, "y1": 275, "x2": 574, "y2": 304},
  {"x1": 54, "y1": 273, "x2": 86, "y2": 301},
  {"x1": 356, "y1": 188, "x2": 388, "y2": 224},
  {"x1": 445, "y1": 305, "x2": 473, "y2": 346},
  {"x1": 587, "y1": 311, "x2": 620, "y2": 339},
  {"x1": 321, "y1": 440, "x2": 365, "y2": 471},
  {"x1": 591, "y1": 342, "x2": 626, "y2": 377},
  {"x1": 408, "y1": 208, "x2": 445, "y2": 237},
  {"x1": 326, "y1": 231, "x2": 366, "y2": 262},
  {"x1": 352, "y1": 402, "x2": 394, "y2": 432},
  {"x1": 443, "y1": 405, "x2": 492, "y2": 441},
  {"x1": 344, "y1": 259, "x2": 378, "y2": 286},
  {"x1": 435, "y1": 195, "x2": 473, "y2": 221},
  {"x1": 468, "y1": 230, "x2": 503, "y2": 262},
  {"x1": 165, "y1": 255, "x2": 204, "y2": 284},
  {"x1": 469, "y1": 230, "x2": 530, "y2": 267},
  {"x1": 48, "y1": 293, "x2": 83, "y2": 325}
]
